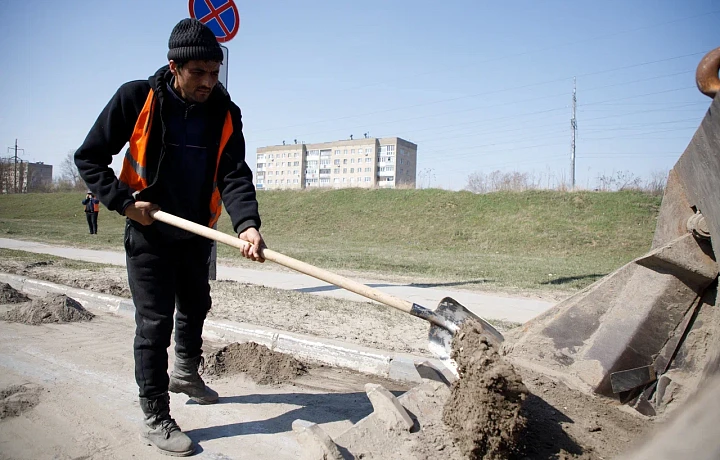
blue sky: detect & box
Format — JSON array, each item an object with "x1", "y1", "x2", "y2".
[{"x1": 0, "y1": 0, "x2": 717, "y2": 190}]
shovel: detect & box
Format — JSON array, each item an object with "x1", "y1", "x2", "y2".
[{"x1": 150, "y1": 210, "x2": 504, "y2": 376}]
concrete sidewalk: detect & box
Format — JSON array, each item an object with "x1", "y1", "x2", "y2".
[{"x1": 0, "y1": 237, "x2": 554, "y2": 323}]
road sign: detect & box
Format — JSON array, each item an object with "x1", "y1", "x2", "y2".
[{"x1": 189, "y1": 0, "x2": 240, "y2": 43}]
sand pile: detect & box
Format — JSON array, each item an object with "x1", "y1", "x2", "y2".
[
  {"x1": 443, "y1": 322, "x2": 528, "y2": 460},
  {"x1": 0, "y1": 384, "x2": 42, "y2": 419},
  {"x1": 205, "y1": 342, "x2": 308, "y2": 385},
  {"x1": 1, "y1": 294, "x2": 94, "y2": 325},
  {"x1": 0, "y1": 283, "x2": 30, "y2": 304}
]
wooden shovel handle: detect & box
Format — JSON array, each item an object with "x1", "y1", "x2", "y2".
[{"x1": 150, "y1": 210, "x2": 415, "y2": 315}]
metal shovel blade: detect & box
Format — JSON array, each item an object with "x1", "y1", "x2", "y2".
[{"x1": 427, "y1": 297, "x2": 505, "y2": 378}]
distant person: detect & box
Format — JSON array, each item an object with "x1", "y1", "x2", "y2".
[
  {"x1": 74, "y1": 18, "x2": 265, "y2": 456},
  {"x1": 81, "y1": 191, "x2": 100, "y2": 234}
]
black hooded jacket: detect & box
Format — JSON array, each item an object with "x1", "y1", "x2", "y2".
[{"x1": 75, "y1": 66, "x2": 260, "y2": 237}]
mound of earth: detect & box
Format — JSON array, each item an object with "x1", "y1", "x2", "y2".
[
  {"x1": 0, "y1": 384, "x2": 43, "y2": 419},
  {"x1": 205, "y1": 342, "x2": 308, "y2": 385},
  {"x1": 1, "y1": 294, "x2": 94, "y2": 325},
  {"x1": 443, "y1": 322, "x2": 528, "y2": 460},
  {"x1": 0, "y1": 282, "x2": 30, "y2": 304}
]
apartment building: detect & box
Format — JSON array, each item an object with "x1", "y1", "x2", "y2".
[{"x1": 255, "y1": 137, "x2": 417, "y2": 190}]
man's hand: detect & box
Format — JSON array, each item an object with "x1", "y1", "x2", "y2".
[
  {"x1": 238, "y1": 227, "x2": 266, "y2": 263},
  {"x1": 124, "y1": 201, "x2": 160, "y2": 226}
]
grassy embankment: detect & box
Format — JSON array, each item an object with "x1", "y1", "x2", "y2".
[{"x1": 0, "y1": 189, "x2": 661, "y2": 292}]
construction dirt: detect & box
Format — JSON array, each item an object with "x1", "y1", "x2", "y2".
[
  {"x1": 0, "y1": 256, "x2": 653, "y2": 459},
  {"x1": 0, "y1": 384, "x2": 43, "y2": 420},
  {"x1": 444, "y1": 322, "x2": 528, "y2": 459},
  {"x1": 0, "y1": 257, "x2": 434, "y2": 355},
  {"x1": 0, "y1": 291, "x2": 94, "y2": 325},
  {"x1": 205, "y1": 341, "x2": 308, "y2": 385},
  {"x1": 0, "y1": 282, "x2": 30, "y2": 304}
]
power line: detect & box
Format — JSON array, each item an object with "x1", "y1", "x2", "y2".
[
  {"x1": 263, "y1": 10, "x2": 717, "y2": 109},
  {"x1": 253, "y1": 51, "x2": 708, "y2": 137},
  {"x1": 284, "y1": 69, "x2": 697, "y2": 146}
]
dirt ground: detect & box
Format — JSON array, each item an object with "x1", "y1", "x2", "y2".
[
  {"x1": 1, "y1": 292, "x2": 94, "y2": 325},
  {"x1": 0, "y1": 258, "x2": 435, "y2": 356},
  {"x1": 0, "y1": 263, "x2": 654, "y2": 459},
  {"x1": 205, "y1": 342, "x2": 308, "y2": 385}
]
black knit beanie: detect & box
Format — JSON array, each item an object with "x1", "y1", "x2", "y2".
[{"x1": 167, "y1": 18, "x2": 223, "y2": 63}]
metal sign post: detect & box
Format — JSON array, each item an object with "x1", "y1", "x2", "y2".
[
  {"x1": 220, "y1": 45, "x2": 229, "y2": 88},
  {"x1": 189, "y1": 0, "x2": 240, "y2": 280}
]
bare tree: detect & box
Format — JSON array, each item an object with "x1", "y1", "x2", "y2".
[
  {"x1": 465, "y1": 170, "x2": 542, "y2": 193},
  {"x1": 645, "y1": 170, "x2": 668, "y2": 196},
  {"x1": 59, "y1": 150, "x2": 86, "y2": 190},
  {"x1": 418, "y1": 168, "x2": 436, "y2": 189}
]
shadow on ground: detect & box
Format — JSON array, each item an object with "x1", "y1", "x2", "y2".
[
  {"x1": 185, "y1": 391, "x2": 402, "y2": 442},
  {"x1": 510, "y1": 394, "x2": 587, "y2": 459},
  {"x1": 295, "y1": 279, "x2": 492, "y2": 294},
  {"x1": 540, "y1": 274, "x2": 606, "y2": 286}
]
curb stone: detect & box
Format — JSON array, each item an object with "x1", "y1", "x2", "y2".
[{"x1": 0, "y1": 272, "x2": 439, "y2": 383}]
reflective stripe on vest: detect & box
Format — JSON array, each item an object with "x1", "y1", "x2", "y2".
[{"x1": 119, "y1": 89, "x2": 233, "y2": 227}]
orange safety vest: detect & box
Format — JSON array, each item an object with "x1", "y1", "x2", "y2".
[{"x1": 119, "y1": 89, "x2": 233, "y2": 228}]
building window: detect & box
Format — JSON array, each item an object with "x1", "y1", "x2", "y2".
[
  {"x1": 365, "y1": 148, "x2": 372, "y2": 154},
  {"x1": 343, "y1": 159, "x2": 348, "y2": 164},
  {"x1": 350, "y1": 168, "x2": 354, "y2": 173},
  {"x1": 343, "y1": 149, "x2": 348, "y2": 155},
  {"x1": 365, "y1": 177, "x2": 371, "y2": 182},
  {"x1": 334, "y1": 150, "x2": 340, "y2": 155},
  {"x1": 351, "y1": 149, "x2": 355, "y2": 154},
  {"x1": 364, "y1": 167, "x2": 370, "y2": 172},
  {"x1": 333, "y1": 168, "x2": 340, "y2": 174},
  {"x1": 294, "y1": 152, "x2": 299, "y2": 158},
  {"x1": 334, "y1": 159, "x2": 340, "y2": 165},
  {"x1": 365, "y1": 158, "x2": 371, "y2": 163},
  {"x1": 351, "y1": 158, "x2": 355, "y2": 164},
  {"x1": 334, "y1": 178, "x2": 340, "y2": 183},
  {"x1": 269, "y1": 154, "x2": 274, "y2": 159},
  {"x1": 293, "y1": 179, "x2": 298, "y2": 184},
  {"x1": 342, "y1": 178, "x2": 346, "y2": 183},
  {"x1": 257, "y1": 154, "x2": 265, "y2": 160},
  {"x1": 343, "y1": 168, "x2": 347, "y2": 173}
]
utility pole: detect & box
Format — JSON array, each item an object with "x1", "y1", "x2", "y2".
[
  {"x1": 7, "y1": 139, "x2": 24, "y2": 194},
  {"x1": 570, "y1": 78, "x2": 577, "y2": 190}
]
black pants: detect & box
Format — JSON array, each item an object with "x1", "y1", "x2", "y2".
[
  {"x1": 85, "y1": 212, "x2": 98, "y2": 234},
  {"x1": 124, "y1": 221, "x2": 213, "y2": 398}
]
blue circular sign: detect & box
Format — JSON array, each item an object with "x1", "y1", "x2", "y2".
[{"x1": 189, "y1": 0, "x2": 240, "y2": 43}]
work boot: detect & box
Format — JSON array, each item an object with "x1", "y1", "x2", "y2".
[
  {"x1": 168, "y1": 355, "x2": 219, "y2": 405},
  {"x1": 139, "y1": 393, "x2": 194, "y2": 457}
]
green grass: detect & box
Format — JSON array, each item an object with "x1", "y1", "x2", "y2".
[{"x1": 0, "y1": 189, "x2": 661, "y2": 292}]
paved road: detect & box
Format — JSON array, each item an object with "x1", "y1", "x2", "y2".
[{"x1": 0, "y1": 238, "x2": 555, "y2": 323}]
